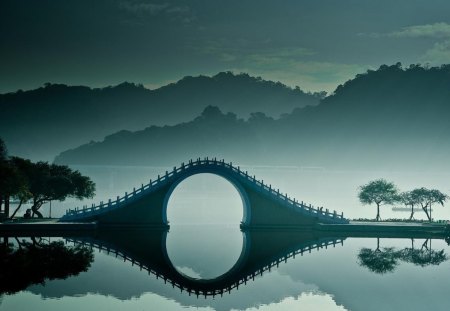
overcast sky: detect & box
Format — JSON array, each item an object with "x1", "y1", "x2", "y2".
[{"x1": 2, "y1": 0, "x2": 450, "y2": 93}]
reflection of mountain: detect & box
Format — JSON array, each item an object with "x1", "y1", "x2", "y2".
[
  {"x1": 0, "y1": 238, "x2": 93, "y2": 295},
  {"x1": 55, "y1": 64, "x2": 450, "y2": 171},
  {"x1": 0, "y1": 72, "x2": 319, "y2": 161}
]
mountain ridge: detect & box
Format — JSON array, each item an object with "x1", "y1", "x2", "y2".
[
  {"x1": 54, "y1": 64, "x2": 450, "y2": 171},
  {"x1": 0, "y1": 72, "x2": 320, "y2": 161}
]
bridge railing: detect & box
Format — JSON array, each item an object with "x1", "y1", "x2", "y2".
[{"x1": 62, "y1": 157, "x2": 347, "y2": 223}]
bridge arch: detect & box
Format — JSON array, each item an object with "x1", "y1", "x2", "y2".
[
  {"x1": 162, "y1": 168, "x2": 251, "y2": 226},
  {"x1": 60, "y1": 158, "x2": 349, "y2": 227}
]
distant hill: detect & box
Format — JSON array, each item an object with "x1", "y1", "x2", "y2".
[
  {"x1": 0, "y1": 72, "x2": 320, "y2": 161},
  {"x1": 54, "y1": 64, "x2": 450, "y2": 171}
]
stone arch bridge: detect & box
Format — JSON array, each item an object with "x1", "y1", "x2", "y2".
[{"x1": 60, "y1": 158, "x2": 349, "y2": 228}]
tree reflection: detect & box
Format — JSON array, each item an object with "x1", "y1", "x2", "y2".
[
  {"x1": 358, "y1": 238, "x2": 448, "y2": 274},
  {"x1": 397, "y1": 239, "x2": 448, "y2": 267},
  {"x1": 357, "y1": 238, "x2": 400, "y2": 274},
  {"x1": 0, "y1": 237, "x2": 94, "y2": 295}
]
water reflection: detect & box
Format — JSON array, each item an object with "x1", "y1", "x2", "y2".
[
  {"x1": 358, "y1": 238, "x2": 448, "y2": 274},
  {"x1": 0, "y1": 237, "x2": 93, "y2": 295},
  {"x1": 166, "y1": 226, "x2": 244, "y2": 280},
  {"x1": 61, "y1": 229, "x2": 343, "y2": 297},
  {"x1": 2, "y1": 231, "x2": 450, "y2": 311}
]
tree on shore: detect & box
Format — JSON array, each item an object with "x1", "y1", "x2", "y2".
[
  {"x1": 1, "y1": 137, "x2": 96, "y2": 219},
  {"x1": 410, "y1": 188, "x2": 448, "y2": 221},
  {"x1": 11, "y1": 157, "x2": 96, "y2": 218},
  {"x1": 0, "y1": 139, "x2": 30, "y2": 218},
  {"x1": 399, "y1": 191, "x2": 419, "y2": 220},
  {"x1": 358, "y1": 179, "x2": 398, "y2": 221}
]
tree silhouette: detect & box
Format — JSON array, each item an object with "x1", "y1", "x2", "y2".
[
  {"x1": 0, "y1": 138, "x2": 30, "y2": 219},
  {"x1": 398, "y1": 191, "x2": 419, "y2": 220},
  {"x1": 410, "y1": 188, "x2": 448, "y2": 221},
  {"x1": 10, "y1": 157, "x2": 96, "y2": 218},
  {"x1": 358, "y1": 179, "x2": 398, "y2": 221}
]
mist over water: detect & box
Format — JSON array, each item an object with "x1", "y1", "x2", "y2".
[{"x1": 27, "y1": 165, "x2": 450, "y2": 222}]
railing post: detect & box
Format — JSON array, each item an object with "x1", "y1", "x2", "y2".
[
  {"x1": 117, "y1": 196, "x2": 120, "y2": 202},
  {"x1": 158, "y1": 175, "x2": 160, "y2": 181},
  {"x1": 141, "y1": 184, "x2": 144, "y2": 190},
  {"x1": 108, "y1": 199, "x2": 112, "y2": 206},
  {"x1": 125, "y1": 192, "x2": 128, "y2": 199}
]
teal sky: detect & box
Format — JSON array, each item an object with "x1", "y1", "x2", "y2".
[{"x1": 2, "y1": 0, "x2": 450, "y2": 93}]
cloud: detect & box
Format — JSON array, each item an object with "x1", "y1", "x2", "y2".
[
  {"x1": 232, "y1": 61, "x2": 365, "y2": 93},
  {"x1": 367, "y1": 22, "x2": 450, "y2": 39},
  {"x1": 119, "y1": 1, "x2": 169, "y2": 15},
  {"x1": 364, "y1": 23, "x2": 450, "y2": 66},
  {"x1": 190, "y1": 39, "x2": 364, "y2": 93},
  {"x1": 389, "y1": 22, "x2": 450, "y2": 38},
  {"x1": 119, "y1": 1, "x2": 196, "y2": 23},
  {"x1": 421, "y1": 40, "x2": 450, "y2": 64}
]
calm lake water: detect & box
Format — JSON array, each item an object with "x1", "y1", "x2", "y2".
[
  {"x1": 2, "y1": 230, "x2": 450, "y2": 311},
  {"x1": 2, "y1": 166, "x2": 450, "y2": 310}
]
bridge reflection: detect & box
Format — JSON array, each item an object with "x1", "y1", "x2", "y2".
[
  {"x1": 65, "y1": 229, "x2": 344, "y2": 297},
  {"x1": 3, "y1": 229, "x2": 449, "y2": 299}
]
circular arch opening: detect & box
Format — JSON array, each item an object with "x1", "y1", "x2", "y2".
[
  {"x1": 166, "y1": 173, "x2": 245, "y2": 280},
  {"x1": 165, "y1": 173, "x2": 246, "y2": 225}
]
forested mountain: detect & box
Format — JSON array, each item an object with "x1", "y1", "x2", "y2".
[
  {"x1": 54, "y1": 64, "x2": 450, "y2": 171},
  {"x1": 0, "y1": 72, "x2": 319, "y2": 161}
]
